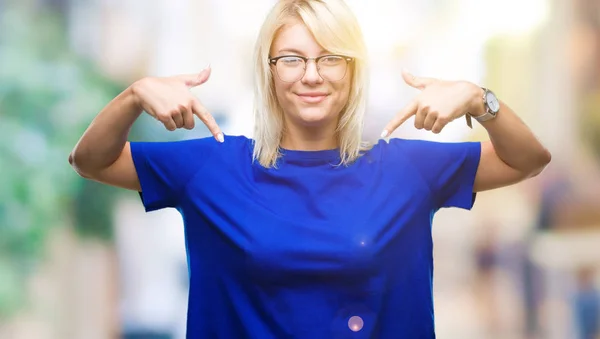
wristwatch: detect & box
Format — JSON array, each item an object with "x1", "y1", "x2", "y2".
[{"x1": 466, "y1": 87, "x2": 500, "y2": 128}]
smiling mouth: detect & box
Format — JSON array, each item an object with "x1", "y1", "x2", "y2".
[{"x1": 297, "y1": 93, "x2": 328, "y2": 103}]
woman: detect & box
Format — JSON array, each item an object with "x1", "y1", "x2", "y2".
[{"x1": 69, "y1": 0, "x2": 551, "y2": 338}]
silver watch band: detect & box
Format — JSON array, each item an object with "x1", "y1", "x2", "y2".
[
  {"x1": 470, "y1": 111, "x2": 495, "y2": 122},
  {"x1": 465, "y1": 87, "x2": 497, "y2": 128}
]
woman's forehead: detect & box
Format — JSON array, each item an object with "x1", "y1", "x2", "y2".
[{"x1": 271, "y1": 21, "x2": 328, "y2": 56}]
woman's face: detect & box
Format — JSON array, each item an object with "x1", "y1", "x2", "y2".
[{"x1": 270, "y1": 20, "x2": 352, "y2": 130}]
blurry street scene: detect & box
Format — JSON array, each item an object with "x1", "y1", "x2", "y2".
[{"x1": 1, "y1": 0, "x2": 599, "y2": 338}]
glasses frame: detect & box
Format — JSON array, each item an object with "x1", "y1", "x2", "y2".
[{"x1": 268, "y1": 54, "x2": 354, "y2": 83}]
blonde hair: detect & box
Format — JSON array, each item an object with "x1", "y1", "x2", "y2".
[{"x1": 252, "y1": 0, "x2": 370, "y2": 168}]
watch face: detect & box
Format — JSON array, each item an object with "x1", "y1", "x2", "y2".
[{"x1": 486, "y1": 91, "x2": 500, "y2": 113}]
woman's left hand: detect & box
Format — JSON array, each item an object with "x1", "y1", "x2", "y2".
[{"x1": 381, "y1": 70, "x2": 484, "y2": 137}]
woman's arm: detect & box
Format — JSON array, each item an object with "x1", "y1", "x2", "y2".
[
  {"x1": 69, "y1": 86, "x2": 142, "y2": 190},
  {"x1": 381, "y1": 71, "x2": 551, "y2": 192},
  {"x1": 471, "y1": 97, "x2": 551, "y2": 192},
  {"x1": 69, "y1": 67, "x2": 222, "y2": 191}
]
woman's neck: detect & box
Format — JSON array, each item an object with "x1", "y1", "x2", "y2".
[{"x1": 279, "y1": 122, "x2": 338, "y2": 151}]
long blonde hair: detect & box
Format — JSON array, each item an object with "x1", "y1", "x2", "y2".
[{"x1": 252, "y1": 0, "x2": 370, "y2": 168}]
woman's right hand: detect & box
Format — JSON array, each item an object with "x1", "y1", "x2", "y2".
[{"x1": 131, "y1": 66, "x2": 224, "y2": 142}]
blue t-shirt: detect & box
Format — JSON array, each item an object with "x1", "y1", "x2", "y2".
[{"x1": 130, "y1": 135, "x2": 481, "y2": 338}]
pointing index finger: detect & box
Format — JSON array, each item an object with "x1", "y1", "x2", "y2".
[
  {"x1": 192, "y1": 99, "x2": 224, "y2": 142},
  {"x1": 381, "y1": 99, "x2": 418, "y2": 138}
]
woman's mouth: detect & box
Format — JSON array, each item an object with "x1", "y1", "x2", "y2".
[{"x1": 297, "y1": 92, "x2": 328, "y2": 104}]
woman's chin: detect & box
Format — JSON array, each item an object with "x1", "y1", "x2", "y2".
[{"x1": 295, "y1": 108, "x2": 334, "y2": 126}]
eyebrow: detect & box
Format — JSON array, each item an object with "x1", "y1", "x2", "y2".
[{"x1": 277, "y1": 48, "x2": 329, "y2": 56}]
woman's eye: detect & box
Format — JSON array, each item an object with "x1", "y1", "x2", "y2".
[
  {"x1": 321, "y1": 56, "x2": 342, "y2": 64},
  {"x1": 282, "y1": 57, "x2": 302, "y2": 65}
]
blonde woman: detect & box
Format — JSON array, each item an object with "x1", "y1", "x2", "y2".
[{"x1": 70, "y1": 0, "x2": 551, "y2": 337}]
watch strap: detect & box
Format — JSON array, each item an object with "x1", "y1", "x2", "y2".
[{"x1": 465, "y1": 87, "x2": 495, "y2": 128}]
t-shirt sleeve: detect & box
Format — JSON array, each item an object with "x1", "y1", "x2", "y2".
[
  {"x1": 129, "y1": 137, "x2": 216, "y2": 212},
  {"x1": 390, "y1": 138, "x2": 482, "y2": 210}
]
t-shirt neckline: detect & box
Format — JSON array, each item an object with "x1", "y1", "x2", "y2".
[{"x1": 279, "y1": 147, "x2": 341, "y2": 162}]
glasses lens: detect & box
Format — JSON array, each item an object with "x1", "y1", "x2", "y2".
[
  {"x1": 274, "y1": 55, "x2": 350, "y2": 82},
  {"x1": 276, "y1": 56, "x2": 305, "y2": 82},
  {"x1": 317, "y1": 56, "x2": 348, "y2": 82}
]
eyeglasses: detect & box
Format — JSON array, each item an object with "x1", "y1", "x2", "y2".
[{"x1": 269, "y1": 54, "x2": 353, "y2": 83}]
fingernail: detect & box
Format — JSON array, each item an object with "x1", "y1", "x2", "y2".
[
  {"x1": 380, "y1": 130, "x2": 388, "y2": 138},
  {"x1": 203, "y1": 63, "x2": 211, "y2": 71},
  {"x1": 217, "y1": 133, "x2": 224, "y2": 143}
]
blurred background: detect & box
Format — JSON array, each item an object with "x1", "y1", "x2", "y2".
[{"x1": 1, "y1": 0, "x2": 599, "y2": 338}]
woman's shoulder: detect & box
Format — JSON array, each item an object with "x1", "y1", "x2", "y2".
[
  {"x1": 370, "y1": 137, "x2": 475, "y2": 152},
  {"x1": 365, "y1": 137, "x2": 479, "y2": 166},
  {"x1": 131, "y1": 134, "x2": 253, "y2": 164},
  {"x1": 162, "y1": 134, "x2": 253, "y2": 151},
  {"x1": 367, "y1": 137, "x2": 437, "y2": 154}
]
